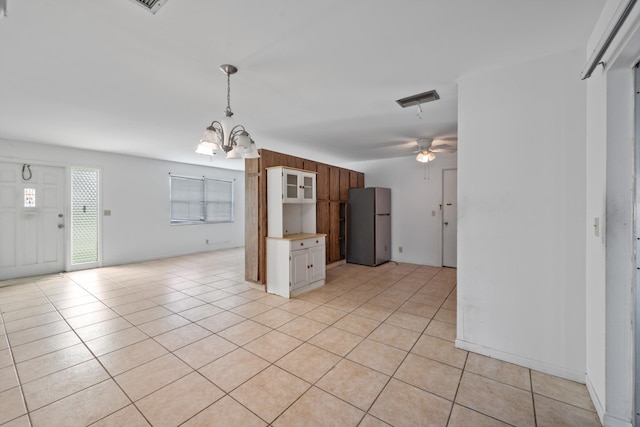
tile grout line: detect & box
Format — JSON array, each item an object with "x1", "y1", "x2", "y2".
[
  {"x1": 305, "y1": 265, "x2": 452, "y2": 424},
  {"x1": 190, "y1": 265, "x2": 429, "y2": 425},
  {"x1": 0, "y1": 306, "x2": 34, "y2": 427},
  {"x1": 73, "y1": 274, "x2": 281, "y2": 425},
  {"x1": 4, "y1": 257, "x2": 461, "y2": 426},
  {"x1": 30, "y1": 276, "x2": 156, "y2": 427}
]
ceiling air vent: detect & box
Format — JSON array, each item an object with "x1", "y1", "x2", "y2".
[
  {"x1": 396, "y1": 90, "x2": 440, "y2": 108},
  {"x1": 130, "y1": 0, "x2": 168, "y2": 14}
]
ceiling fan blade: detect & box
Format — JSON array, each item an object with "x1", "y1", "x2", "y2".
[{"x1": 430, "y1": 144, "x2": 457, "y2": 153}]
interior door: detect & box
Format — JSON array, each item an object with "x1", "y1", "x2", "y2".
[
  {"x1": 442, "y1": 169, "x2": 457, "y2": 268},
  {"x1": 0, "y1": 162, "x2": 65, "y2": 280}
]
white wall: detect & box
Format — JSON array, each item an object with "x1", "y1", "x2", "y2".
[
  {"x1": 345, "y1": 154, "x2": 457, "y2": 266},
  {"x1": 1, "y1": 139, "x2": 245, "y2": 270},
  {"x1": 456, "y1": 49, "x2": 587, "y2": 381}
]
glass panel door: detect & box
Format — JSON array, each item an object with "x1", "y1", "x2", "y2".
[{"x1": 71, "y1": 168, "x2": 99, "y2": 266}]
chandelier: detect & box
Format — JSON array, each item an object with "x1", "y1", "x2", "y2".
[{"x1": 196, "y1": 64, "x2": 259, "y2": 159}]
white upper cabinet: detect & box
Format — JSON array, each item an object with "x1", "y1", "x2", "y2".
[
  {"x1": 267, "y1": 167, "x2": 317, "y2": 238},
  {"x1": 282, "y1": 169, "x2": 316, "y2": 203}
]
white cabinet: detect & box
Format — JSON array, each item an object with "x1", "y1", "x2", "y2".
[
  {"x1": 267, "y1": 236, "x2": 326, "y2": 298},
  {"x1": 267, "y1": 167, "x2": 317, "y2": 238},
  {"x1": 266, "y1": 166, "x2": 325, "y2": 298},
  {"x1": 272, "y1": 167, "x2": 316, "y2": 204}
]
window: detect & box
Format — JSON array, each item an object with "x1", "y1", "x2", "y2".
[{"x1": 170, "y1": 174, "x2": 234, "y2": 224}]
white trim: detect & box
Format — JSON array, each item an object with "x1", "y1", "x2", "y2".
[
  {"x1": 586, "y1": 374, "x2": 605, "y2": 424},
  {"x1": 441, "y1": 167, "x2": 457, "y2": 268},
  {"x1": 455, "y1": 339, "x2": 585, "y2": 383},
  {"x1": 602, "y1": 414, "x2": 633, "y2": 427}
]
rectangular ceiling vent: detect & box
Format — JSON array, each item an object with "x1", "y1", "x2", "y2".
[
  {"x1": 130, "y1": 0, "x2": 168, "y2": 14},
  {"x1": 396, "y1": 90, "x2": 440, "y2": 108}
]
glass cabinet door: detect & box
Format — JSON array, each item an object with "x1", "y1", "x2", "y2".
[
  {"x1": 284, "y1": 172, "x2": 299, "y2": 201},
  {"x1": 282, "y1": 169, "x2": 316, "y2": 203},
  {"x1": 302, "y1": 175, "x2": 314, "y2": 200}
]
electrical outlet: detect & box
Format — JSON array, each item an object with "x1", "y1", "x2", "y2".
[
  {"x1": 104, "y1": 210, "x2": 111, "y2": 216},
  {"x1": 431, "y1": 210, "x2": 436, "y2": 217},
  {"x1": 399, "y1": 246, "x2": 403, "y2": 253},
  {"x1": 206, "y1": 239, "x2": 209, "y2": 244}
]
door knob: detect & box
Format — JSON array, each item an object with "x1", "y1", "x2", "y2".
[
  {"x1": 58, "y1": 224, "x2": 64, "y2": 228},
  {"x1": 444, "y1": 222, "x2": 449, "y2": 226}
]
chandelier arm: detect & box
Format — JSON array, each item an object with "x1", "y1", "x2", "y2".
[
  {"x1": 208, "y1": 121, "x2": 223, "y2": 131},
  {"x1": 229, "y1": 125, "x2": 247, "y2": 138},
  {"x1": 209, "y1": 121, "x2": 225, "y2": 143},
  {"x1": 207, "y1": 121, "x2": 227, "y2": 151}
]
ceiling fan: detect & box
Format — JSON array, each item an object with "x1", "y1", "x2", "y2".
[{"x1": 414, "y1": 138, "x2": 457, "y2": 163}]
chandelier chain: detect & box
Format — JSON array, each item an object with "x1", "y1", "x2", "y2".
[{"x1": 226, "y1": 72, "x2": 232, "y2": 113}]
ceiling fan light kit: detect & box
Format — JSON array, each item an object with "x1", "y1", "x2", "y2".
[
  {"x1": 196, "y1": 64, "x2": 260, "y2": 160},
  {"x1": 414, "y1": 138, "x2": 457, "y2": 163},
  {"x1": 416, "y1": 150, "x2": 436, "y2": 163}
]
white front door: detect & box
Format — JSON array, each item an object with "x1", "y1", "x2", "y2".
[
  {"x1": 442, "y1": 169, "x2": 457, "y2": 268},
  {"x1": 0, "y1": 162, "x2": 65, "y2": 280}
]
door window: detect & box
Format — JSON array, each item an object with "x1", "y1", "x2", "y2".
[{"x1": 71, "y1": 168, "x2": 99, "y2": 265}]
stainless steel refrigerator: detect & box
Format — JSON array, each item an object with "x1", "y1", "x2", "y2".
[{"x1": 347, "y1": 187, "x2": 391, "y2": 266}]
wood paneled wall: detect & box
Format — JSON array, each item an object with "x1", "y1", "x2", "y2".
[{"x1": 245, "y1": 149, "x2": 364, "y2": 284}]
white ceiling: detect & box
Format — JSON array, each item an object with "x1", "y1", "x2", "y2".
[{"x1": 0, "y1": 0, "x2": 604, "y2": 170}]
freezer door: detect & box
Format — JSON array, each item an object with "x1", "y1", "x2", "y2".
[
  {"x1": 375, "y1": 214, "x2": 391, "y2": 265},
  {"x1": 374, "y1": 188, "x2": 391, "y2": 215}
]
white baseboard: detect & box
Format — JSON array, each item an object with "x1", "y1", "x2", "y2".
[
  {"x1": 585, "y1": 374, "x2": 605, "y2": 424},
  {"x1": 603, "y1": 414, "x2": 633, "y2": 427},
  {"x1": 455, "y1": 339, "x2": 585, "y2": 383}
]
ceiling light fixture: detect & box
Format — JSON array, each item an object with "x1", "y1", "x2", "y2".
[
  {"x1": 415, "y1": 138, "x2": 436, "y2": 163},
  {"x1": 414, "y1": 138, "x2": 457, "y2": 163},
  {"x1": 416, "y1": 150, "x2": 436, "y2": 163},
  {"x1": 196, "y1": 64, "x2": 259, "y2": 159}
]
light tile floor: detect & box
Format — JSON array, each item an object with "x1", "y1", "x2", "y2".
[{"x1": 0, "y1": 248, "x2": 601, "y2": 426}]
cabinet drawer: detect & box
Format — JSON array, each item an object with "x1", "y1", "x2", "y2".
[{"x1": 290, "y1": 236, "x2": 325, "y2": 250}]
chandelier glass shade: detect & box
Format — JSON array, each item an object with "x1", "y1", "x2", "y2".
[
  {"x1": 196, "y1": 64, "x2": 259, "y2": 159},
  {"x1": 416, "y1": 150, "x2": 436, "y2": 163}
]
